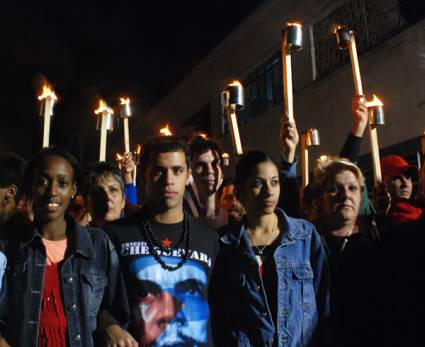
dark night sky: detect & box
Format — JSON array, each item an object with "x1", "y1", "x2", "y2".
[{"x1": 0, "y1": 1, "x2": 264, "y2": 161}]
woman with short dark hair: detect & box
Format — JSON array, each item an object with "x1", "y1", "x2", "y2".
[{"x1": 0, "y1": 146, "x2": 134, "y2": 346}]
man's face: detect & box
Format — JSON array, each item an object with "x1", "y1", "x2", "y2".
[
  {"x1": 191, "y1": 150, "x2": 222, "y2": 198},
  {"x1": 131, "y1": 258, "x2": 209, "y2": 346},
  {"x1": 144, "y1": 151, "x2": 190, "y2": 213},
  {"x1": 0, "y1": 187, "x2": 8, "y2": 222},
  {"x1": 219, "y1": 184, "x2": 245, "y2": 221},
  {"x1": 384, "y1": 174, "x2": 413, "y2": 199}
]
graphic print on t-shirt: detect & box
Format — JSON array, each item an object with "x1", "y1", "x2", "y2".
[{"x1": 129, "y1": 255, "x2": 209, "y2": 347}]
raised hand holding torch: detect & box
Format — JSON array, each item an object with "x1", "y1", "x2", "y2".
[
  {"x1": 334, "y1": 26, "x2": 385, "y2": 185},
  {"x1": 221, "y1": 81, "x2": 245, "y2": 156},
  {"x1": 94, "y1": 100, "x2": 114, "y2": 162},
  {"x1": 38, "y1": 84, "x2": 57, "y2": 148},
  {"x1": 281, "y1": 22, "x2": 303, "y2": 122}
]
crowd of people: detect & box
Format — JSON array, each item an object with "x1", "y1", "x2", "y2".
[{"x1": 0, "y1": 96, "x2": 424, "y2": 346}]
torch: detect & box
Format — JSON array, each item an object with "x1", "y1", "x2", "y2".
[
  {"x1": 197, "y1": 132, "x2": 208, "y2": 140},
  {"x1": 116, "y1": 153, "x2": 123, "y2": 170},
  {"x1": 94, "y1": 100, "x2": 114, "y2": 162},
  {"x1": 133, "y1": 144, "x2": 141, "y2": 186},
  {"x1": 221, "y1": 81, "x2": 245, "y2": 156},
  {"x1": 119, "y1": 97, "x2": 132, "y2": 153},
  {"x1": 366, "y1": 95, "x2": 385, "y2": 184},
  {"x1": 38, "y1": 84, "x2": 58, "y2": 148},
  {"x1": 334, "y1": 26, "x2": 385, "y2": 185},
  {"x1": 281, "y1": 22, "x2": 303, "y2": 122},
  {"x1": 159, "y1": 124, "x2": 173, "y2": 136},
  {"x1": 222, "y1": 152, "x2": 230, "y2": 167},
  {"x1": 300, "y1": 128, "x2": 320, "y2": 188}
]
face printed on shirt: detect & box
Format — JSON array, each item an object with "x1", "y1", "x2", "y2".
[{"x1": 129, "y1": 257, "x2": 209, "y2": 347}]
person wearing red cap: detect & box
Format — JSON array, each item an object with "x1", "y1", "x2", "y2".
[{"x1": 374, "y1": 154, "x2": 423, "y2": 225}]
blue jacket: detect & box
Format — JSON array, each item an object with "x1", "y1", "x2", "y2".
[
  {"x1": 0, "y1": 216, "x2": 130, "y2": 346},
  {"x1": 211, "y1": 209, "x2": 330, "y2": 347}
]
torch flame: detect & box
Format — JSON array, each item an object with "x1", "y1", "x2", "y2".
[
  {"x1": 287, "y1": 22, "x2": 302, "y2": 28},
  {"x1": 120, "y1": 97, "x2": 130, "y2": 105},
  {"x1": 198, "y1": 132, "x2": 208, "y2": 140},
  {"x1": 222, "y1": 152, "x2": 230, "y2": 158},
  {"x1": 331, "y1": 24, "x2": 345, "y2": 34},
  {"x1": 135, "y1": 144, "x2": 142, "y2": 154},
  {"x1": 38, "y1": 85, "x2": 57, "y2": 101},
  {"x1": 366, "y1": 95, "x2": 384, "y2": 108},
  {"x1": 116, "y1": 153, "x2": 123, "y2": 161},
  {"x1": 229, "y1": 80, "x2": 242, "y2": 87},
  {"x1": 95, "y1": 100, "x2": 114, "y2": 115},
  {"x1": 159, "y1": 124, "x2": 173, "y2": 136},
  {"x1": 319, "y1": 155, "x2": 330, "y2": 162}
]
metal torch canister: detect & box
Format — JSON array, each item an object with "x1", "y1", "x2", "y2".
[
  {"x1": 227, "y1": 84, "x2": 245, "y2": 111},
  {"x1": 370, "y1": 106, "x2": 385, "y2": 126},
  {"x1": 222, "y1": 153, "x2": 230, "y2": 167},
  {"x1": 335, "y1": 26, "x2": 352, "y2": 49},
  {"x1": 306, "y1": 128, "x2": 320, "y2": 147},
  {"x1": 96, "y1": 111, "x2": 114, "y2": 132},
  {"x1": 119, "y1": 102, "x2": 132, "y2": 118},
  {"x1": 285, "y1": 23, "x2": 303, "y2": 51}
]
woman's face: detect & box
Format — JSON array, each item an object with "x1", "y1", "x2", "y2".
[
  {"x1": 320, "y1": 170, "x2": 361, "y2": 227},
  {"x1": 88, "y1": 174, "x2": 125, "y2": 224},
  {"x1": 240, "y1": 161, "x2": 280, "y2": 216},
  {"x1": 32, "y1": 155, "x2": 76, "y2": 224}
]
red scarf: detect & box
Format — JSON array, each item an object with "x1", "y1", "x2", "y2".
[{"x1": 389, "y1": 198, "x2": 424, "y2": 226}]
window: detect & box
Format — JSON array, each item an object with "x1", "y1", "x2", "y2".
[
  {"x1": 312, "y1": 0, "x2": 425, "y2": 80},
  {"x1": 222, "y1": 52, "x2": 284, "y2": 133}
]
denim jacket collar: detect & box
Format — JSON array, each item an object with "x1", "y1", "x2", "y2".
[
  {"x1": 18, "y1": 215, "x2": 95, "y2": 259},
  {"x1": 221, "y1": 208, "x2": 310, "y2": 248}
]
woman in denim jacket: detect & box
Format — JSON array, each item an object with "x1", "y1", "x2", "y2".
[
  {"x1": 0, "y1": 147, "x2": 135, "y2": 347},
  {"x1": 211, "y1": 151, "x2": 330, "y2": 347}
]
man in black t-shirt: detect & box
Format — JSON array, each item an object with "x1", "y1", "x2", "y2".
[{"x1": 106, "y1": 136, "x2": 219, "y2": 347}]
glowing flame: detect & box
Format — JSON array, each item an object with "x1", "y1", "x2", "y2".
[
  {"x1": 319, "y1": 155, "x2": 330, "y2": 162},
  {"x1": 116, "y1": 153, "x2": 123, "y2": 161},
  {"x1": 38, "y1": 85, "x2": 57, "y2": 101},
  {"x1": 159, "y1": 124, "x2": 173, "y2": 136},
  {"x1": 287, "y1": 22, "x2": 302, "y2": 28},
  {"x1": 222, "y1": 152, "x2": 230, "y2": 159},
  {"x1": 366, "y1": 95, "x2": 384, "y2": 108},
  {"x1": 120, "y1": 97, "x2": 130, "y2": 105},
  {"x1": 229, "y1": 80, "x2": 242, "y2": 87},
  {"x1": 94, "y1": 100, "x2": 114, "y2": 115},
  {"x1": 332, "y1": 24, "x2": 345, "y2": 34},
  {"x1": 198, "y1": 132, "x2": 208, "y2": 140},
  {"x1": 135, "y1": 144, "x2": 142, "y2": 154}
]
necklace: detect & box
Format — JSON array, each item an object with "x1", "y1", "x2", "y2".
[
  {"x1": 246, "y1": 223, "x2": 277, "y2": 255},
  {"x1": 339, "y1": 229, "x2": 353, "y2": 253},
  {"x1": 140, "y1": 211, "x2": 192, "y2": 271}
]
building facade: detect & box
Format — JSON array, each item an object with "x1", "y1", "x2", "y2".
[{"x1": 123, "y1": 0, "x2": 425, "y2": 179}]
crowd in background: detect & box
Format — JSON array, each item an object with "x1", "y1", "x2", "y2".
[{"x1": 0, "y1": 95, "x2": 424, "y2": 346}]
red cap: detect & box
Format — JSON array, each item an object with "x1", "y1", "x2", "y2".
[{"x1": 381, "y1": 155, "x2": 418, "y2": 178}]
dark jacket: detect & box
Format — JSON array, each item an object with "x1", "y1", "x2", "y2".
[
  {"x1": 0, "y1": 216, "x2": 130, "y2": 346},
  {"x1": 211, "y1": 209, "x2": 330, "y2": 347}
]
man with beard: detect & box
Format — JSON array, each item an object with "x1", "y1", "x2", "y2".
[
  {"x1": 217, "y1": 178, "x2": 245, "y2": 223},
  {"x1": 105, "y1": 136, "x2": 219, "y2": 347}
]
